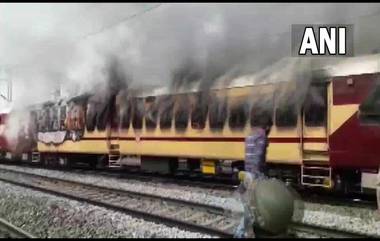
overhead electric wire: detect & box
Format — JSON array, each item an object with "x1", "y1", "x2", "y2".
[{"x1": 78, "y1": 3, "x2": 163, "y2": 41}]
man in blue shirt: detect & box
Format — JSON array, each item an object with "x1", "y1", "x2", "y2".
[
  {"x1": 244, "y1": 118, "x2": 272, "y2": 180},
  {"x1": 233, "y1": 118, "x2": 273, "y2": 238}
]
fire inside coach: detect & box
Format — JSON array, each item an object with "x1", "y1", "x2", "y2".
[{"x1": 0, "y1": 54, "x2": 380, "y2": 196}]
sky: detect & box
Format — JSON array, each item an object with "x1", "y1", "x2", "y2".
[{"x1": 1, "y1": 3, "x2": 380, "y2": 109}]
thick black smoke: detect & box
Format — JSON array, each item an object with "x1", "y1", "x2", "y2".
[{"x1": 3, "y1": 3, "x2": 380, "y2": 108}]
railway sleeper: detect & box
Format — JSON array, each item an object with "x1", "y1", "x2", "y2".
[
  {"x1": 201, "y1": 216, "x2": 225, "y2": 226},
  {"x1": 171, "y1": 209, "x2": 188, "y2": 219},
  {"x1": 182, "y1": 212, "x2": 205, "y2": 222}
]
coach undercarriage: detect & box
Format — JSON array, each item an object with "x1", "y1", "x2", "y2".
[{"x1": 1, "y1": 149, "x2": 374, "y2": 196}]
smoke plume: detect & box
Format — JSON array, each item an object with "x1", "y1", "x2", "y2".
[{"x1": 1, "y1": 3, "x2": 380, "y2": 108}]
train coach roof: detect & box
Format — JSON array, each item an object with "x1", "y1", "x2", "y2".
[
  {"x1": 313, "y1": 53, "x2": 380, "y2": 78},
  {"x1": 137, "y1": 54, "x2": 380, "y2": 97},
  {"x1": 67, "y1": 93, "x2": 91, "y2": 103}
]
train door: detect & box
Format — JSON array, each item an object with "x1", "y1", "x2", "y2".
[
  {"x1": 301, "y1": 82, "x2": 331, "y2": 188},
  {"x1": 108, "y1": 95, "x2": 124, "y2": 169}
]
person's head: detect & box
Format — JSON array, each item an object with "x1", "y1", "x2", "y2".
[{"x1": 247, "y1": 178, "x2": 295, "y2": 235}]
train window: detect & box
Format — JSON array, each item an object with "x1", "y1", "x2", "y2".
[
  {"x1": 191, "y1": 93, "x2": 208, "y2": 129},
  {"x1": 145, "y1": 96, "x2": 158, "y2": 130},
  {"x1": 96, "y1": 101, "x2": 110, "y2": 131},
  {"x1": 359, "y1": 84, "x2": 380, "y2": 125},
  {"x1": 45, "y1": 108, "x2": 51, "y2": 132},
  {"x1": 29, "y1": 111, "x2": 38, "y2": 135},
  {"x1": 209, "y1": 95, "x2": 227, "y2": 130},
  {"x1": 36, "y1": 110, "x2": 42, "y2": 132},
  {"x1": 132, "y1": 98, "x2": 144, "y2": 130},
  {"x1": 86, "y1": 101, "x2": 97, "y2": 132},
  {"x1": 70, "y1": 104, "x2": 85, "y2": 131},
  {"x1": 159, "y1": 96, "x2": 174, "y2": 130},
  {"x1": 250, "y1": 104, "x2": 273, "y2": 127},
  {"x1": 59, "y1": 106, "x2": 66, "y2": 130},
  {"x1": 175, "y1": 95, "x2": 189, "y2": 130},
  {"x1": 51, "y1": 106, "x2": 59, "y2": 131},
  {"x1": 38, "y1": 110, "x2": 43, "y2": 132},
  {"x1": 229, "y1": 102, "x2": 249, "y2": 130},
  {"x1": 110, "y1": 96, "x2": 119, "y2": 129},
  {"x1": 304, "y1": 85, "x2": 327, "y2": 126},
  {"x1": 275, "y1": 103, "x2": 298, "y2": 127},
  {"x1": 120, "y1": 99, "x2": 132, "y2": 129},
  {"x1": 47, "y1": 108, "x2": 52, "y2": 131}
]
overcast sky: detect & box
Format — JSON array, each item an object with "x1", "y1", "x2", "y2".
[{"x1": 1, "y1": 3, "x2": 380, "y2": 108}]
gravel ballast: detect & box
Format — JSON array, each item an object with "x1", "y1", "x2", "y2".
[
  {"x1": 0, "y1": 180, "x2": 214, "y2": 238},
  {"x1": 300, "y1": 202, "x2": 380, "y2": 237},
  {"x1": 1, "y1": 163, "x2": 379, "y2": 238},
  {"x1": 0, "y1": 164, "x2": 233, "y2": 209}
]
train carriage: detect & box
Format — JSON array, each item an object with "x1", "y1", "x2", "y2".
[
  {"x1": 0, "y1": 112, "x2": 10, "y2": 158},
  {"x1": 8, "y1": 54, "x2": 380, "y2": 195}
]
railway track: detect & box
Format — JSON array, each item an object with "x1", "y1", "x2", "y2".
[
  {"x1": 0, "y1": 217, "x2": 35, "y2": 238},
  {"x1": 301, "y1": 193, "x2": 377, "y2": 210},
  {"x1": 288, "y1": 222, "x2": 379, "y2": 238},
  {"x1": 1, "y1": 162, "x2": 377, "y2": 210},
  {"x1": 0, "y1": 168, "x2": 238, "y2": 237},
  {"x1": 69, "y1": 168, "x2": 238, "y2": 194},
  {"x1": 0, "y1": 162, "x2": 237, "y2": 194},
  {"x1": 0, "y1": 165, "x2": 378, "y2": 238}
]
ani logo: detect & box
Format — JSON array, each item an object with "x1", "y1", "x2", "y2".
[{"x1": 292, "y1": 24, "x2": 353, "y2": 57}]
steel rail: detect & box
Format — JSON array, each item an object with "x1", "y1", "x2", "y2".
[
  {"x1": 0, "y1": 162, "x2": 237, "y2": 192},
  {"x1": 0, "y1": 168, "x2": 235, "y2": 238},
  {"x1": 289, "y1": 222, "x2": 380, "y2": 238},
  {"x1": 1, "y1": 166, "x2": 378, "y2": 239},
  {"x1": 0, "y1": 217, "x2": 35, "y2": 238}
]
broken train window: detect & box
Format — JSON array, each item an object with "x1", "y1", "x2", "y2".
[
  {"x1": 229, "y1": 100, "x2": 249, "y2": 130},
  {"x1": 59, "y1": 106, "x2": 66, "y2": 130},
  {"x1": 120, "y1": 98, "x2": 132, "y2": 129},
  {"x1": 175, "y1": 94, "x2": 189, "y2": 130},
  {"x1": 250, "y1": 97, "x2": 273, "y2": 128},
  {"x1": 86, "y1": 99, "x2": 97, "y2": 132},
  {"x1": 209, "y1": 93, "x2": 227, "y2": 130},
  {"x1": 191, "y1": 92, "x2": 208, "y2": 129},
  {"x1": 159, "y1": 95, "x2": 174, "y2": 130},
  {"x1": 145, "y1": 96, "x2": 158, "y2": 130},
  {"x1": 359, "y1": 83, "x2": 380, "y2": 125},
  {"x1": 51, "y1": 106, "x2": 59, "y2": 131},
  {"x1": 304, "y1": 85, "x2": 327, "y2": 127},
  {"x1": 132, "y1": 98, "x2": 144, "y2": 130},
  {"x1": 275, "y1": 103, "x2": 298, "y2": 127}
]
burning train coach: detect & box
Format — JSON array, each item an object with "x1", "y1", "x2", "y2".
[{"x1": 0, "y1": 54, "x2": 380, "y2": 195}]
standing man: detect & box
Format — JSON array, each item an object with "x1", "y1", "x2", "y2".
[
  {"x1": 233, "y1": 117, "x2": 273, "y2": 238},
  {"x1": 244, "y1": 117, "x2": 272, "y2": 180},
  {"x1": 233, "y1": 174, "x2": 295, "y2": 238}
]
